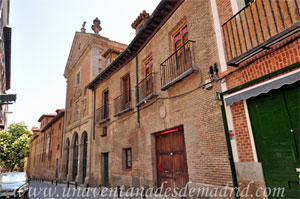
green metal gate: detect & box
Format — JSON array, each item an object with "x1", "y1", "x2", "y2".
[{"x1": 247, "y1": 82, "x2": 299, "y2": 198}]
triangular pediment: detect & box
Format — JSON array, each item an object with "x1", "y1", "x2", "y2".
[{"x1": 64, "y1": 32, "x2": 91, "y2": 78}]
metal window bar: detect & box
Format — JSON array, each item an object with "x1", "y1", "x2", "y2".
[
  {"x1": 160, "y1": 40, "x2": 196, "y2": 89},
  {"x1": 114, "y1": 90, "x2": 132, "y2": 115},
  {"x1": 95, "y1": 104, "x2": 109, "y2": 123},
  {"x1": 136, "y1": 72, "x2": 156, "y2": 105}
]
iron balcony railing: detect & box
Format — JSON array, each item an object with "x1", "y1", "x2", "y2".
[
  {"x1": 222, "y1": 0, "x2": 300, "y2": 66},
  {"x1": 136, "y1": 72, "x2": 157, "y2": 106},
  {"x1": 95, "y1": 104, "x2": 109, "y2": 123},
  {"x1": 160, "y1": 40, "x2": 197, "y2": 91},
  {"x1": 114, "y1": 90, "x2": 132, "y2": 116}
]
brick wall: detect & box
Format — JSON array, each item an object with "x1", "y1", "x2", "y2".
[
  {"x1": 216, "y1": 0, "x2": 233, "y2": 25},
  {"x1": 91, "y1": 0, "x2": 233, "y2": 189},
  {"x1": 226, "y1": 34, "x2": 300, "y2": 90},
  {"x1": 230, "y1": 101, "x2": 254, "y2": 162},
  {"x1": 28, "y1": 114, "x2": 64, "y2": 181}
]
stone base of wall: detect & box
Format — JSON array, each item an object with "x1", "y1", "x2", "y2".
[{"x1": 235, "y1": 162, "x2": 267, "y2": 199}]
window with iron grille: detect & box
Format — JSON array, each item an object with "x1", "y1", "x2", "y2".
[
  {"x1": 137, "y1": 57, "x2": 157, "y2": 106},
  {"x1": 160, "y1": 24, "x2": 196, "y2": 91},
  {"x1": 124, "y1": 148, "x2": 132, "y2": 169},
  {"x1": 114, "y1": 74, "x2": 132, "y2": 116}
]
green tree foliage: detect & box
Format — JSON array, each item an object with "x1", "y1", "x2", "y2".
[{"x1": 0, "y1": 122, "x2": 32, "y2": 171}]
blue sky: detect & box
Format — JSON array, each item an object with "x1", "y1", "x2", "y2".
[{"x1": 8, "y1": 0, "x2": 161, "y2": 129}]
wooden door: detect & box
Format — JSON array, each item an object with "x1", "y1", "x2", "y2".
[
  {"x1": 247, "y1": 82, "x2": 299, "y2": 198},
  {"x1": 156, "y1": 128, "x2": 189, "y2": 189},
  {"x1": 174, "y1": 33, "x2": 183, "y2": 74},
  {"x1": 182, "y1": 27, "x2": 191, "y2": 70},
  {"x1": 145, "y1": 60, "x2": 153, "y2": 97},
  {"x1": 103, "y1": 90, "x2": 109, "y2": 118},
  {"x1": 122, "y1": 75, "x2": 131, "y2": 110}
]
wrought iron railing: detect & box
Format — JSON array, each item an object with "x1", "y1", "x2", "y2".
[
  {"x1": 160, "y1": 40, "x2": 196, "y2": 91},
  {"x1": 114, "y1": 90, "x2": 132, "y2": 116},
  {"x1": 95, "y1": 104, "x2": 109, "y2": 123},
  {"x1": 136, "y1": 72, "x2": 156, "y2": 106},
  {"x1": 222, "y1": 0, "x2": 300, "y2": 66}
]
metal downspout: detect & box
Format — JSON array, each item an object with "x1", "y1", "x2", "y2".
[{"x1": 136, "y1": 55, "x2": 140, "y2": 126}]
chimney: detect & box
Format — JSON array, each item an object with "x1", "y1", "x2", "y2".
[
  {"x1": 56, "y1": 109, "x2": 64, "y2": 114},
  {"x1": 131, "y1": 10, "x2": 150, "y2": 34}
]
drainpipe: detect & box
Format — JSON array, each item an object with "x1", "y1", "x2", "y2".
[
  {"x1": 136, "y1": 55, "x2": 140, "y2": 126},
  {"x1": 93, "y1": 89, "x2": 96, "y2": 140},
  {"x1": 220, "y1": 93, "x2": 240, "y2": 199}
]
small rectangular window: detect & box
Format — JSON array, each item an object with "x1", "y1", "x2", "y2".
[
  {"x1": 125, "y1": 148, "x2": 132, "y2": 169},
  {"x1": 106, "y1": 56, "x2": 111, "y2": 65},
  {"x1": 76, "y1": 71, "x2": 81, "y2": 85},
  {"x1": 102, "y1": 126, "x2": 107, "y2": 137}
]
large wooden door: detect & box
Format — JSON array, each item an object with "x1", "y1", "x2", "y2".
[
  {"x1": 247, "y1": 82, "x2": 299, "y2": 198},
  {"x1": 156, "y1": 127, "x2": 189, "y2": 189}
]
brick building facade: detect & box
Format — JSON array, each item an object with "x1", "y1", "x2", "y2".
[
  {"x1": 27, "y1": 1, "x2": 299, "y2": 198},
  {"x1": 214, "y1": 0, "x2": 299, "y2": 198},
  {"x1": 26, "y1": 127, "x2": 40, "y2": 178},
  {"x1": 85, "y1": 0, "x2": 233, "y2": 193},
  {"x1": 27, "y1": 110, "x2": 65, "y2": 181}
]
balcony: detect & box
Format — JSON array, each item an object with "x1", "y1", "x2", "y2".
[
  {"x1": 95, "y1": 104, "x2": 109, "y2": 124},
  {"x1": 222, "y1": 0, "x2": 300, "y2": 66},
  {"x1": 114, "y1": 90, "x2": 132, "y2": 117},
  {"x1": 160, "y1": 40, "x2": 197, "y2": 91},
  {"x1": 136, "y1": 72, "x2": 157, "y2": 106}
]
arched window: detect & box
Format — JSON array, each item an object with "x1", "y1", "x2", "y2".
[{"x1": 65, "y1": 139, "x2": 70, "y2": 178}]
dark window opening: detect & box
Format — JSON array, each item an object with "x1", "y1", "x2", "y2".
[
  {"x1": 102, "y1": 126, "x2": 107, "y2": 137},
  {"x1": 125, "y1": 148, "x2": 132, "y2": 169}
]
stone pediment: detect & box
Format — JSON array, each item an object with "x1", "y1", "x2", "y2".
[
  {"x1": 64, "y1": 29, "x2": 128, "y2": 80},
  {"x1": 64, "y1": 32, "x2": 91, "y2": 78}
]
